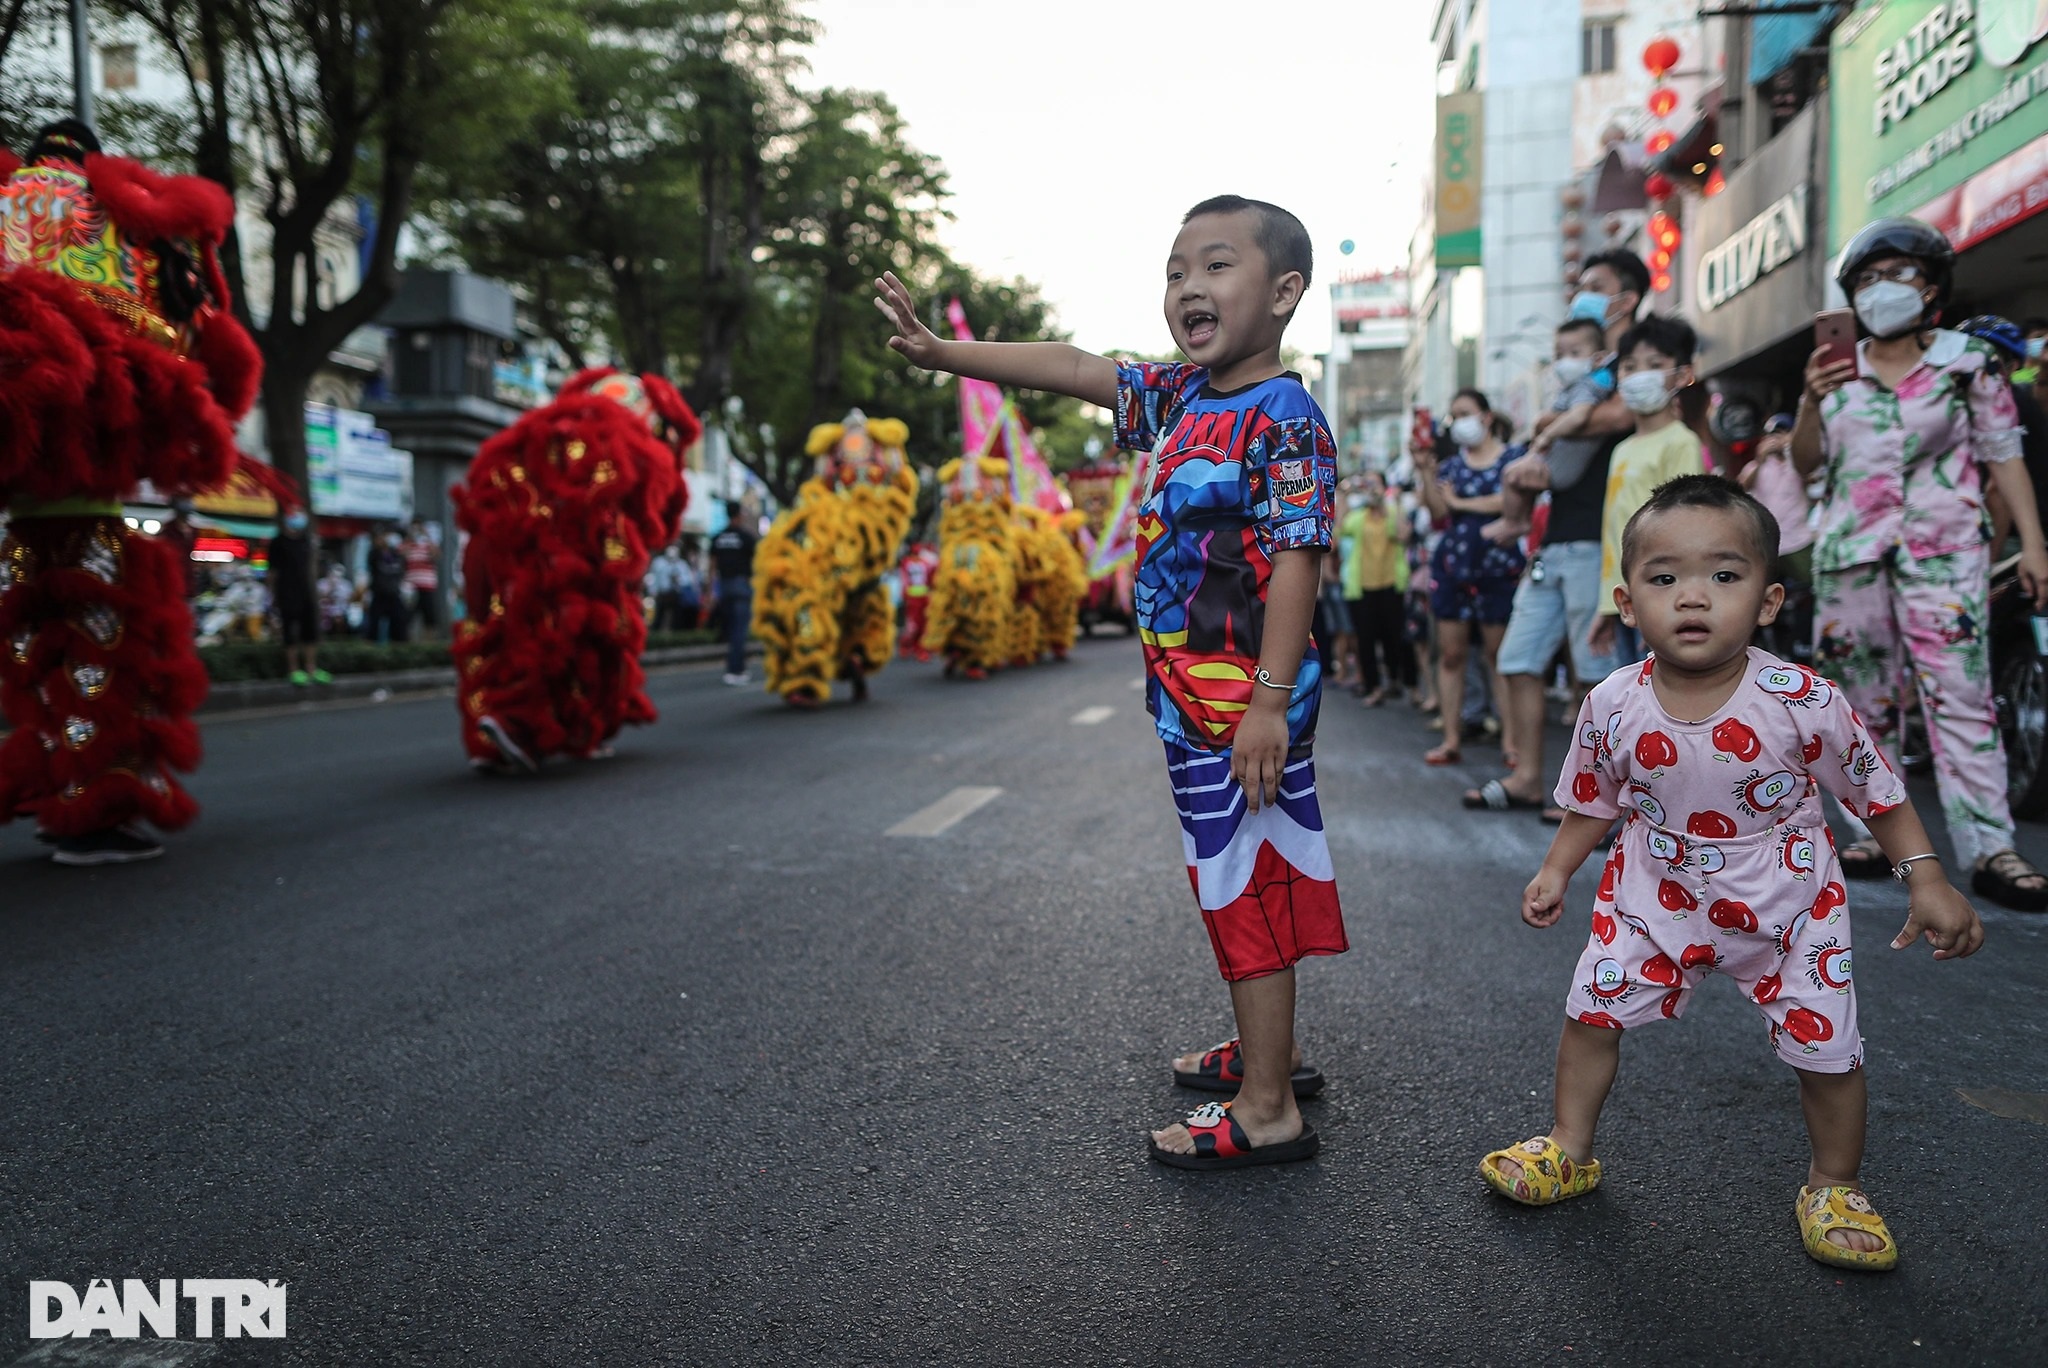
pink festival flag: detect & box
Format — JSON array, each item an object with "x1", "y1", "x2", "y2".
[{"x1": 946, "y1": 298, "x2": 1070, "y2": 515}]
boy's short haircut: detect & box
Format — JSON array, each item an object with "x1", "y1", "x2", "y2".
[
  {"x1": 1617, "y1": 314, "x2": 1698, "y2": 367},
  {"x1": 1620, "y1": 473, "x2": 1780, "y2": 578},
  {"x1": 1182, "y1": 195, "x2": 1314, "y2": 292},
  {"x1": 1583, "y1": 247, "x2": 1651, "y2": 302},
  {"x1": 1556, "y1": 317, "x2": 1606, "y2": 351},
  {"x1": 2024, "y1": 316, "x2": 2048, "y2": 332}
]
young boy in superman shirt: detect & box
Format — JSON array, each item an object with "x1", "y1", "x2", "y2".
[{"x1": 874, "y1": 195, "x2": 1347, "y2": 1168}]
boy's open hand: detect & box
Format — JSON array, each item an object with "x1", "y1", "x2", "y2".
[
  {"x1": 1231, "y1": 706, "x2": 1289, "y2": 813},
  {"x1": 1891, "y1": 879, "x2": 1985, "y2": 960},
  {"x1": 873, "y1": 272, "x2": 946, "y2": 369},
  {"x1": 1522, "y1": 866, "x2": 1569, "y2": 928}
]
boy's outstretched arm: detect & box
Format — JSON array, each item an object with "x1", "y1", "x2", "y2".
[
  {"x1": 873, "y1": 272, "x2": 1119, "y2": 408},
  {"x1": 1862, "y1": 804, "x2": 1987, "y2": 960}
]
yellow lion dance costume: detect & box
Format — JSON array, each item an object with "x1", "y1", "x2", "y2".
[
  {"x1": 751, "y1": 410, "x2": 918, "y2": 707},
  {"x1": 923, "y1": 455, "x2": 1018, "y2": 680},
  {"x1": 1010, "y1": 506, "x2": 1089, "y2": 665}
]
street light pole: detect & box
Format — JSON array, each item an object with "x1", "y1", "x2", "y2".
[{"x1": 70, "y1": 0, "x2": 94, "y2": 131}]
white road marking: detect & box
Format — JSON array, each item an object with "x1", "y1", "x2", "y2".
[
  {"x1": 887, "y1": 786, "x2": 1003, "y2": 837},
  {"x1": 1071, "y1": 705, "x2": 1115, "y2": 725}
]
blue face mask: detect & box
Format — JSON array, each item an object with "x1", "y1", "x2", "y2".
[
  {"x1": 284, "y1": 514, "x2": 309, "y2": 532},
  {"x1": 1569, "y1": 291, "x2": 1612, "y2": 325},
  {"x1": 2030, "y1": 336, "x2": 2046, "y2": 360}
]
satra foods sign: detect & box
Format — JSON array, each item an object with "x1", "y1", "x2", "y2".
[
  {"x1": 1697, "y1": 186, "x2": 1809, "y2": 310},
  {"x1": 1831, "y1": 0, "x2": 2048, "y2": 251}
]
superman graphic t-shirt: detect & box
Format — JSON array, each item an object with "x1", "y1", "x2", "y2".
[{"x1": 1113, "y1": 362, "x2": 1338, "y2": 753}]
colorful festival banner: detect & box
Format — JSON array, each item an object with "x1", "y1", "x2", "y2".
[
  {"x1": 1086, "y1": 471, "x2": 1140, "y2": 579},
  {"x1": 945, "y1": 298, "x2": 1070, "y2": 515}
]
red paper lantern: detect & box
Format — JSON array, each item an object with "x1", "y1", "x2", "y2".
[
  {"x1": 1704, "y1": 167, "x2": 1727, "y2": 197},
  {"x1": 1643, "y1": 172, "x2": 1675, "y2": 201},
  {"x1": 1652, "y1": 269, "x2": 1674, "y2": 293},
  {"x1": 1644, "y1": 35, "x2": 1680, "y2": 76},
  {"x1": 1650, "y1": 246, "x2": 1673, "y2": 270},
  {"x1": 1647, "y1": 129, "x2": 1676, "y2": 155},
  {"x1": 1648, "y1": 86, "x2": 1679, "y2": 118},
  {"x1": 1648, "y1": 211, "x2": 1680, "y2": 250}
]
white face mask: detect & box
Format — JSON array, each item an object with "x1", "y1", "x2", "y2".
[
  {"x1": 1853, "y1": 280, "x2": 1927, "y2": 340},
  {"x1": 1449, "y1": 414, "x2": 1487, "y2": 447},
  {"x1": 1553, "y1": 355, "x2": 1593, "y2": 386},
  {"x1": 1345, "y1": 493, "x2": 1367, "y2": 509},
  {"x1": 1619, "y1": 369, "x2": 1674, "y2": 414}
]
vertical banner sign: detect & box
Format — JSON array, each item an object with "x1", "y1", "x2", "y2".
[
  {"x1": 1435, "y1": 91, "x2": 1483, "y2": 268},
  {"x1": 1830, "y1": 0, "x2": 2048, "y2": 253}
]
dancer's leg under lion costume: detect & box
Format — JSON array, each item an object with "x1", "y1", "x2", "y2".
[
  {"x1": 451, "y1": 369, "x2": 700, "y2": 771},
  {"x1": 0, "y1": 121, "x2": 262, "y2": 860}
]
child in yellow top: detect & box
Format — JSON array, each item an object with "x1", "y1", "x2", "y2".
[{"x1": 1591, "y1": 315, "x2": 1707, "y2": 661}]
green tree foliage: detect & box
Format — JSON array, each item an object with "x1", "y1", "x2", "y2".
[
  {"x1": 428, "y1": 3, "x2": 1101, "y2": 507},
  {"x1": 78, "y1": 0, "x2": 580, "y2": 533}
]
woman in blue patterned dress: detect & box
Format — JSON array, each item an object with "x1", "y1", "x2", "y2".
[{"x1": 1413, "y1": 388, "x2": 1526, "y2": 764}]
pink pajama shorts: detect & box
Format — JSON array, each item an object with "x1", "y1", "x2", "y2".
[{"x1": 1566, "y1": 814, "x2": 1862, "y2": 1073}]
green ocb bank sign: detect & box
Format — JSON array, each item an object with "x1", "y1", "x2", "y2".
[{"x1": 1830, "y1": 0, "x2": 2048, "y2": 252}]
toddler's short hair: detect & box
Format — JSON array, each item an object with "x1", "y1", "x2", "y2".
[
  {"x1": 1183, "y1": 195, "x2": 1313, "y2": 291},
  {"x1": 1556, "y1": 317, "x2": 1606, "y2": 351},
  {"x1": 1620, "y1": 473, "x2": 1780, "y2": 578},
  {"x1": 1618, "y1": 314, "x2": 1698, "y2": 367}
]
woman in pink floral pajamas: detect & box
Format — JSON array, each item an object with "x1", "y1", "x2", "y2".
[{"x1": 1792, "y1": 218, "x2": 2048, "y2": 911}]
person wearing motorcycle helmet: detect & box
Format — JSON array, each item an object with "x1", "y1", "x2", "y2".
[{"x1": 1790, "y1": 218, "x2": 2048, "y2": 910}]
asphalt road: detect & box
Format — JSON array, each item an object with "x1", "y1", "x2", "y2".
[{"x1": 4, "y1": 638, "x2": 2045, "y2": 1366}]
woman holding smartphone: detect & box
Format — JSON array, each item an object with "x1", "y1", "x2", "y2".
[{"x1": 1792, "y1": 217, "x2": 2048, "y2": 911}]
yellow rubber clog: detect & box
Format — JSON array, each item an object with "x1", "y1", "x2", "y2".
[
  {"x1": 1479, "y1": 1135, "x2": 1602, "y2": 1206},
  {"x1": 1796, "y1": 1185, "x2": 1899, "y2": 1272}
]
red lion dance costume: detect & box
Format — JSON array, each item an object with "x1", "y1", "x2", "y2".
[
  {"x1": 452, "y1": 368, "x2": 700, "y2": 772},
  {"x1": 0, "y1": 121, "x2": 262, "y2": 865}
]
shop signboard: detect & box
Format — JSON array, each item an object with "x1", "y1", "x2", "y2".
[
  {"x1": 1435, "y1": 92, "x2": 1483, "y2": 269},
  {"x1": 1830, "y1": 0, "x2": 2048, "y2": 253},
  {"x1": 1684, "y1": 102, "x2": 1830, "y2": 375},
  {"x1": 305, "y1": 403, "x2": 415, "y2": 521}
]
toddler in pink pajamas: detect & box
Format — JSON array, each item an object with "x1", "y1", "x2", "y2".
[
  {"x1": 1554, "y1": 647, "x2": 1895, "y2": 1071},
  {"x1": 1480, "y1": 474, "x2": 1984, "y2": 1274}
]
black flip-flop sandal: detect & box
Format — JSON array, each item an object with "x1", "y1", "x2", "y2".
[
  {"x1": 1463, "y1": 778, "x2": 1540, "y2": 812},
  {"x1": 1971, "y1": 850, "x2": 2048, "y2": 912},
  {"x1": 1148, "y1": 1101, "x2": 1320, "y2": 1171},
  {"x1": 1173, "y1": 1037, "x2": 1325, "y2": 1098}
]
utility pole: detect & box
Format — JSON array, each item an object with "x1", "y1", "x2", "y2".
[{"x1": 70, "y1": 0, "x2": 94, "y2": 131}]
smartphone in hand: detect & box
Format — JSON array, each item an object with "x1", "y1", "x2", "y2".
[{"x1": 1814, "y1": 308, "x2": 1858, "y2": 372}]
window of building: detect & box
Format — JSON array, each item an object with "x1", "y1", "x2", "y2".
[
  {"x1": 100, "y1": 44, "x2": 138, "y2": 92},
  {"x1": 1581, "y1": 22, "x2": 1617, "y2": 77}
]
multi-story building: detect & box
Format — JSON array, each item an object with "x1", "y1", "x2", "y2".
[
  {"x1": 1409, "y1": 0, "x2": 1709, "y2": 434},
  {"x1": 1320, "y1": 270, "x2": 1411, "y2": 473}
]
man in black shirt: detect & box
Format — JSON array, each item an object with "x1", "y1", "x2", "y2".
[
  {"x1": 1463, "y1": 247, "x2": 1647, "y2": 819},
  {"x1": 709, "y1": 500, "x2": 758, "y2": 684},
  {"x1": 265, "y1": 509, "x2": 330, "y2": 686}
]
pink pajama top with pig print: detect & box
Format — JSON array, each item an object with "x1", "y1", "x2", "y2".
[{"x1": 1553, "y1": 649, "x2": 1908, "y2": 1072}]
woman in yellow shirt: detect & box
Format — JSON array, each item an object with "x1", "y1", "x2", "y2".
[{"x1": 1342, "y1": 472, "x2": 1410, "y2": 705}]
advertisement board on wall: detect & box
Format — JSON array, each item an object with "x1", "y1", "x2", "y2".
[
  {"x1": 305, "y1": 404, "x2": 415, "y2": 521},
  {"x1": 1830, "y1": 0, "x2": 2048, "y2": 252},
  {"x1": 1435, "y1": 92, "x2": 1483, "y2": 269}
]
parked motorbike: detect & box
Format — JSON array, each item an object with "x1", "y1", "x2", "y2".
[{"x1": 1990, "y1": 553, "x2": 2048, "y2": 818}]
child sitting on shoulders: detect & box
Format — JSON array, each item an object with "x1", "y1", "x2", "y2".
[
  {"x1": 1480, "y1": 473, "x2": 1983, "y2": 1273},
  {"x1": 1484, "y1": 316, "x2": 1613, "y2": 546}
]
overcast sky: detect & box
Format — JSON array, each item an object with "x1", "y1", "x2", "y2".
[{"x1": 803, "y1": 0, "x2": 1439, "y2": 358}]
